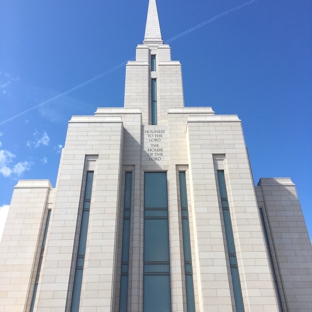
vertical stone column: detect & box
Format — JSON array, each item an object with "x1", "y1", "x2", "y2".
[
  {"x1": 168, "y1": 165, "x2": 185, "y2": 312},
  {"x1": 187, "y1": 115, "x2": 279, "y2": 311},
  {"x1": 124, "y1": 45, "x2": 150, "y2": 126},
  {"x1": 257, "y1": 178, "x2": 312, "y2": 312},
  {"x1": 158, "y1": 61, "x2": 184, "y2": 125},
  {"x1": 0, "y1": 180, "x2": 51, "y2": 312},
  {"x1": 36, "y1": 117, "x2": 123, "y2": 312}
]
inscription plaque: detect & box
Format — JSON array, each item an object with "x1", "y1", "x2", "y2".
[{"x1": 143, "y1": 126, "x2": 168, "y2": 163}]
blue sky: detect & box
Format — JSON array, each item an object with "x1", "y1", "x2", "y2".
[{"x1": 0, "y1": 0, "x2": 311, "y2": 241}]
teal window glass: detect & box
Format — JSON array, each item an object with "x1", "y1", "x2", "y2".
[
  {"x1": 182, "y1": 219, "x2": 192, "y2": 262},
  {"x1": 71, "y1": 269, "x2": 83, "y2": 312},
  {"x1": 151, "y1": 55, "x2": 156, "y2": 71},
  {"x1": 217, "y1": 170, "x2": 244, "y2": 312},
  {"x1": 144, "y1": 210, "x2": 168, "y2": 217},
  {"x1": 185, "y1": 275, "x2": 195, "y2": 312},
  {"x1": 185, "y1": 263, "x2": 192, "y2": 273},
  {"x1": 29, "y1": 283, "x2": 38, "y2": 312},
  {"x1": 124, "y1": 173, "x2": 132, "y2": 209},
  {"x1": 179, "y1": 171, "x2": 188, "y2": 209},
  {"x1": 259, "y1": 208, "x2": 284, "y2": 311},
  {"x1": 30, "y1": 209, "x2": 51, "y2": 312},
  {"x1": 77, "y1": 211, "x2": 89, "y2": 256},
  {"x1": 42, "y1": 210, "x2": 51, "y2": 247},
  {"x1": 119, "y1": 276, "x2": 129, "y2": 312},
  {"x1": 119, "y1": 172, "x2": 132, "y2": 312},
  {"x1": 179, "y1": 171, "x2": 195, "y2": 312},
  {"x1": 151, "y1": 79, "x2": 157, "y2": 125},
  {"x1": 70, "y1": 171, "x2": 94, "y2": 312},
  {"x1": 121, "y1": 219, "x2": 130, "y2": 263},
  {"x1": 85, "y1": 172, "x2": 93, "y2": 200},
  {"x1": 144, "y1": 264, "x2": 170, "y2": 273},
  {"x1": 231, "y1": 267, "x2": 244, "y2": 311},
  {"x1": 144, "y1": 219, "x2": 169, "y2": 262},
  {"x1": 222, "y1": 209, "x2": 235, "y2": 254},
  {"x1": 144, "y1": 172, "x2": 167, "y2": 208},
  {"x1": 144, "y1": 275, "x2": 171, "y2": 312},
  {"x1": 143, "y1": 172, "x2": 171, "y2": 312}
]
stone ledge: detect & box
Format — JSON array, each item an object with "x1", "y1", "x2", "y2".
[
  {"x1": 126, "y1": 61, "x2": 149, "y2": 66},
  {"x1": 69, "y1": 116, "x2": 123, "y2": 123},
  {"x1": 95, "y1": 108, "x2": 141, "y2": 115},
  {"x1": 15, "y1": 180, "x2": 52, "y2": 189},
  {"x1": 159, "y1": 61, "x2": 181, "y2": 66},
  {"x1": 188, "y1": 115, "x2": 240, "y2": 122},
  {"x1": 157, "y1": 44, "x2": 170, "y2": 49},
  {"x1": 143, "y1": 40, "x2": 164, "y2": 45},
  {"x1": 257, "y1": 178, "x2": 295, "y2": 186},
  {"x1": 168, "y1": 107, "x2": 215, "y2": 115},
  {"x1": 151, "y1": 72, "x2": 158, "y2": 79}
]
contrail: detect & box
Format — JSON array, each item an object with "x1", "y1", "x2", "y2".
[
  {"x1": 166, "y1": 0, "x2": 259, "y2": 43},
  {"x1": 0, "y1": 60, "x2": 131, "y2": 126},
  {"x1": 0, "y1": 0, "x2": 259, "y2": 126}
]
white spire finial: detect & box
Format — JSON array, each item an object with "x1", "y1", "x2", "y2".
[{"x1": 143, "y1": 0, "x2": 163, "y2": 44}]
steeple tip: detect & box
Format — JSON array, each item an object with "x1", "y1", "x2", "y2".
[{"x1": 143, "y1": 0, "x2": 163, "y2": 45}]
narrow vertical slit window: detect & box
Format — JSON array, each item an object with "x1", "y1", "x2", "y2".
[
  {"x1": 259, "y1": 208, "x2": 284, "y2": 311},
  {"x1": 30, "y1": 209, "x2": 51, "y2": 312},
  {"x1": 179, "y1": 171, "x2": 195, "y2": 312},
  {"x1": 143, "y1": 172, "x2": 171, "y2": 312},
  {"x1": 151, "y1": 79, "x2": 157, "y2": 125},
  {"x1": 70, "y1": 171, "x2": 94, "y2": 312},
  {"x1": 119, "y1": 172, "x2": 132, "y2": 312},
  {"x1": 217, "y1": 170, "x2": 245, "y2": 312},
  {"x1": 151, "y1": 55, "x2": 156, "y2": 71}
]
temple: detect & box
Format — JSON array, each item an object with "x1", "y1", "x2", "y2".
[{"x1": 0, "y1": 0, "x2": 311, "y2": 311}]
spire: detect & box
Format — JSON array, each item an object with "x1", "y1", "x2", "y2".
[{"x1": 143, "y1": 0, "x2": 163, "y2": 45}]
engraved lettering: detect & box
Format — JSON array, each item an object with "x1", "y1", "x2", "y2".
[{"x1": 144, "y1": 128, "x2": 167, "y2": 161}]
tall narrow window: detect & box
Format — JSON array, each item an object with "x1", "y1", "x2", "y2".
[
  {"x1": 30, "y1": 209, "x2": 51, "y2": 312},
  {"x1": 119, "y1": 172, "x2": 132, "y2": 312},
  {"x1": 70, "y1": 171, "x2": 94, "y2": 312},
  {"x1": 151, "y1": 79, "x2": 157, "y2": 125},
  {"x1": 144, "y1": 172, "x2": 171, "y2": 312},
  {"x1": 217, "y1": 170, "x2": 245, "y2": 312},
  {"x1": 151, "y1": 55, "x2": 156, "y2": 71},
  {"x1": 259, "y1": 208, "x2": 284, "y2": 311},
  {"x1": 179, "y1": 172, "x2": 195, "y2": 312}
]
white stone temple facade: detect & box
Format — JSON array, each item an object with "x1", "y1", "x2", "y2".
[{"x1": 0, "y1": 0, "x2": 311, "y2": 311}]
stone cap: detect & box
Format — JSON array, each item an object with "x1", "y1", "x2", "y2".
[
  {"x1": 69, "y1": 116, "x2": 123, "y2": 123},
  {"x1": 188, "y1": 114, "x2": 240, "y2": 123},
  {"x1": 257, "y1": 178, "x2": 295, "y2": 186},
  {"x1": 168, "y1": 107, "x2": 215, "y2": 115},
  {"x1": 95, "y1": 108, "x2": 141, "y2": 115},
  {"x1": 159, "y1": 61, "x2": 181, "y2": 66},
  {"x1": 15, "y1": 180, "x2": 52, "y2": 189}
]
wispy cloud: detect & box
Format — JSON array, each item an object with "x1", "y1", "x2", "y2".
[
  {"x1": 0, "y1": 205, "x2": 10, "y2": 242},
  {"x1": 27, "y1": 131, "x2": 50, "y2": 148},
  {"x1": 0, "y1": 150, "x2": 15, "y2": 177},
  {"x1": 0, "y1": 72, "x2": 20, "y2": 96},
  {"x1": 0, "y1": 149, "x2": 32, "y2": 178},
  {"x1": 57, "y1": 144, "x2": 63, "y2": 153},
  {"x1": 0, "y1": 82, "x2": 10, "y2": 89},
  {"x1": 12, "y1": 162, "x2": 32, "y2": 175},
  {"x1": 41, "y1": 157, "x2": 48, "y2": 164},
  {"x1": 35, "y1": 131, "x2": 49, "y2": 147}
]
